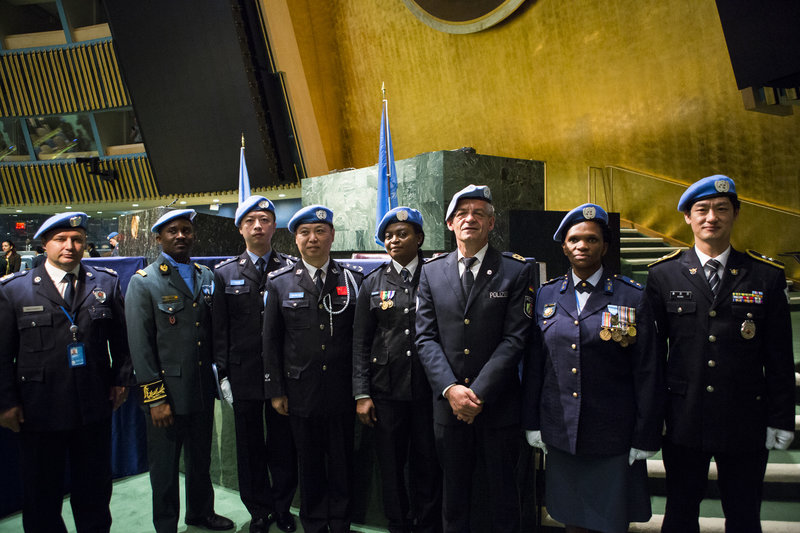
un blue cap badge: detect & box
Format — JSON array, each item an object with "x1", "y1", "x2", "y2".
[
  {"x1": 69, "y1": 216, "x2": 82, "y2": 227},
  {"x1": 315, "y1": 209, "x2": 326, "y2": 220},
  {"x1": 258, "y1": 199, "x2": 269, "y2": 209},
  {"x1": 582, "y1": 206, "x2": 596, "y2": 219},
  {"x1": 714, "y1": 179, "x2": 730, "y2": 193},
  {"x1": 396, "y1": 209, "x2": 409, "y2": 221}
]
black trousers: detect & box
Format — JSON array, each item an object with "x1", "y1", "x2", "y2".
[
  {"x1": 232, "y1": 399, "x2": 297, "y2": 519},
  {"x1": 434, "y1": 422, "x2": 520, "y2": 533},
  {"x1": 373, "y1": 398, "x2": 442, "y2": 533},
  {"x1": 661, "y1": 439, "x2": 769, "y2": 533},
  {"x1": 19, "y1": 418, "x2": 112, "y2": 533},
  {"x1": 145, "y1": 403, "x2": 215, "y2": 533},
  {"x1": 290, "y1": 412, "x2": 354, "y2": 533}
]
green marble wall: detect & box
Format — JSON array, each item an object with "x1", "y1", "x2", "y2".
[{"x1": 303, "y1": 149, "x2": 545, "y2": 253}]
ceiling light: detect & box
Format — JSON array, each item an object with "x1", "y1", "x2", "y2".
[
  {"x1": 179, "y1": 200, "x2": 187, "y2": 205},
  {"x1": 65, "y1": 206, "x2": 72, "y2": 209},
  {"x1": 132, "y1": 203, "x2": 139, "y2": 207},
  {"x1": 278, "y1": 193, "x2": 286, "y2": 198},
  {"x1": 212, "y1": 199, "x2": 219, "y2": 203}
]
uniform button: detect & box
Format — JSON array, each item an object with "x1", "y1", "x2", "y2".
[
  {"x1": 161, "y1": 370, "x2": 165, "y2": 374},
  {"x1": 464, "y1": 319, "x2": 470, "y2": 325},
  {"x1": 319, "y1": 324, "x2": 325, "y2": 330},
  {"x1": 746, "y1": 312, "x2": 753, "y2": 318},
  {"x1": 464, "y1": 378, "x2": 470, "y2": 384},
  {"x1": 404, "y1": 329, "x2": 410, "y2": 335},
  {"x1": 708, "y1": 360, "x2": 716, "y2": 367},
  {"x1": 31, "y1": 321, "x2": 36, "y2": 327},
  {"x1": 571, "y1": 368, "x2": 577, "y2": 374},
  {"x1": 573, "y1": 320, "x2": 579, "y2": 326},
  {"x1": 261, "y1": 311, "x2": 264, "y2": 316},
  {"x1": 755, "y1": 395, "x2": 762, "y2": 401},
  {"x1": 322, "y1": 364, "x2": 327, "y2": 371},
  {"x1": 572, "y1": 392, "x2": 578, "y2": 398},
  {"x1": 571, "y1": 344, "x2": 577, "y2": 350},
  {"x1": 464, "y1": 349, "x2": 470, "y2": 355},
  {"x1": 21, "y1": 376, "x2": 26, "y2": 382},
  {"x1": 321, "y1": 344, "x2": 326, "y2": 350},
  {"x1": 199, "y1": 361, "x2": 203, "y2": 366},
  {"x1": 406, "y1": 350, "x2": 412, "y2": 357},
  {"x1": 193, "y1": 302, "x2": 198, "y2": 308},
  {"x1": 405, "y1": 288, "x2": 409, "y2": 294},
  {"x1": 677, "y1": 306, "x2": 683, "y2": 313},
  {"x1": 197, "y1": 341, "x2": 202, "y2": 346},
  {"x1": 404, "y1": 308, "x2": 409, "y2": 314},
  {"x1": 372, "y1": 357, "x2": 377, "y2": 363},
  {"x1": 234, "y1": 289, "x2": 239, "y2": 294},
  {"x1": 706, "y1": 385, "x2": 715, "y2": 392},
  {"x1": 709, "y1": 310, "x2": 717, "y2": 317},
  {"x1": 318, "y1": 304, "x2": 323, "y2": 309},
  {"x1": 168, "y1": 307, "x2": 173, "y2": 312},
  {"x1": 708, "y1": 335, "x2": 716, "y2": 342},
  {"x1": 543, "y1": 320, "x2": 547, "y2": 325},
  {"x1": 195, "y1": 322, "x2": 200, "y2": 327}
]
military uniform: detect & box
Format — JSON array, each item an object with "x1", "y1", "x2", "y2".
[
  {"x1": 352, "y1": 260, "x2": 441, "y2": 533},
  {"x1": 125, "y1": 253, "x2": 218, "y2": 533},
  {"x1": 415, "y1": 246, "x2": 534, "y2": 533},
  {"x1": 647, "y1": 247, "x2": 795, "y2": 532},
  {"x1": 0, "y1": 262, "x2": 131, "y2": 533},
  {"x1": 212, "y1": 250, "x2": 298, "y2": 523},
  {"x1": 262, "y1": 260, "x2": 363, "y2": 533}
]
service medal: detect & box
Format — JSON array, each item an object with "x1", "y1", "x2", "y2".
[
  {"x1": 611, "y1": 329, "x2": 623, "y2": 342},
  {"x1": 599, "y1": 328, "x2": 612, "y2": 341},
  {"x1": 627, "y1": 325, "x2": 637, "y2": 337},
  {"x1": 619, "y1": 336, "x2": 629, "y2": 347},
  {"x1": 740, "y1": 319, "x2": 756, "y2": 339}
]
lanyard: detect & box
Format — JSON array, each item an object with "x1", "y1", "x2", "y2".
[{"x1": 60, "y1": 306, "x2": 79, "y2": 341}]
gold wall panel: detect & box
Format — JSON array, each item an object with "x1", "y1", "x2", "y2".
[
  {"x1": 0, "y1": 40, "x2": 130, "y2": 116},
  {"x1": 284, "y1": 0, "x2": 799, "y2": 264}
]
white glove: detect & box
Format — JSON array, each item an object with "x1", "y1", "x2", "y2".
[
  {"x1": 766, "y1": 427, "x2": 794, "y2": 450},
  {"x1": 628, "y1": 447, "x2": 656, "y2": 465},
  {"x1": 220, "y1": 377, "x2": 233, "y2": 405},
  {"x1": 525, "y1": 430, "x2": 547, "y2": 453}
]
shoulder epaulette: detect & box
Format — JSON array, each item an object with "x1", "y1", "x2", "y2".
[
  {"x1": 214, "y1": 257, "x2": 237, "y2": 269},
  {"x1": 279, "y1": 252, "x2": 299, "y2": 264},
  {"x1": 92, "y1": 265, "x2": 118, "y2": 276},
  {"x1": 647, "y1": 249, "x2": 684, "y2": 268},
  {"x1": 746, "y1": 249, "x2": 784, "y2": 270},
  {"x1": 194, "y1": 262, "x2": 210, "y2": 272},
  {"x1": 340, "y1": 262, "x2": 364, "y2": 274},
  {"x1": 268, "y1": 264, "x2": 294, "y2": 278},
  {"x1": 503, "y1": 251, "x2": 527, "y2": 263},
  {"x1": 365, "y1": 261, "x2": 391, "y2": 279},
  {"x1": 0, "y1": 270, "x2": 28, "y2": 284},
  {"x1": 613, "y1": 273, "x2": 643, "y2": 290},
  {"x1": 541, "y1": 274, "x2": 567, "y2": 286},
  {"x1": 424, "y1": 253, "x2": 448, "y2": 263},
  {"x1": 136, "y1": 269, "x2": 148, "y2": 277}
]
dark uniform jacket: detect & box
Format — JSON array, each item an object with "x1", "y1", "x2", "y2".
[
  {"x1": 415, "y1": 246, "x2": 534, "y2": 428},
  {"x1": 352, "y1": 260, "x2": 429, "y2": 402},
  {"x1": 521, "y1": 272, "x2": 663, "y2": 455},
  {"x1": 646, "y1": 247, "x2": 795, "y2": 453},
  {"x1": 125, "y1": 254, "x2": 216, "y2": 415},
  {"x1": 262, "y1": 260, "x2": 363, "y2": 417},
  {"x1": 212, "y1": 251, "x2": 295, "y2": 401},
  {"x1": 0, "y1": 263, "x2": 131, "y2": 431}
]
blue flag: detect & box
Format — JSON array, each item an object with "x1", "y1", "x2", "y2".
[
  {"x1": 238, "y1": 142, "x2": 251, "y2": 205},
  {"x1": 376, "y1": 100, "x2": 398, "y2": 245}
]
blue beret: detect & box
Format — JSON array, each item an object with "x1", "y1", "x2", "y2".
[
  {"x1": 151, "y1": 208, "x2": 197, "y2": 234},
  {"x1": 553, "y1": 203, "x2": 609, "y2": 242},
  {"x1": 234, "y1": 195, "x2": 275, "y2": 227},
  {"x1": 288, "y1": 205, "x2": 333, "y2": 233},
  {"x1": 34, "y1": 212, "x2": 89, "y2": 240},
  {"x1": 445, "y1": 184, "x2": 492, "y2": 220},
  {"x1": 677, "y1": 175, "x2": 737, "y2": 212},
  {"x1": 107, "y1": 232, "x2": 119, "y2": 240},
  {"x1": 376, "y1": 206, "x2": 424, "y2": 244}
]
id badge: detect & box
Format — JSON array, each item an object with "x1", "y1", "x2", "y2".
[{"x1": 68, "y1": 342, "x2": 86, "y2": 367}]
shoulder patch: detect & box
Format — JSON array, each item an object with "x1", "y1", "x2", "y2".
[
  {"x1": 214, "y1": 257, "x2": 237, "y2": 269},
  {"x1": 268, "y1": 264, "x2": 294, "y2": 278},
  {"x1": 340, "y1": 262, "x2": 364, "y2": 273},
  {"x1": 613, "y1": 274, "x2": 643, "y2": 290},
  {"x1": 746, "y1": 249, "x2": 784, "y2": 270},
  {"x1": 647, "y1": 249, "x2": 684, "y2": 268},
  {"x1": 92, "y1": 265, "x2": 118, "y2": 276},
  {"x1": 502, "y1": 251, "x2": 527, "y2": 263},
  {"x1": 136, "y1": 269, "x2": 148, "y2": 277},
  {"x1": 0, "y1": 270, "x2": 28, "y2": 284}
]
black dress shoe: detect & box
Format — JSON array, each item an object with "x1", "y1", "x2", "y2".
[
  {"x1": 275, "y1": 511, "x2": 296, "y2": 533},
  {"x1": 185, "y1": 513, "x2": 235, "y2": 531},
  {"x1": 249, "y1": 514, "x2": 275, "y2": 533}
]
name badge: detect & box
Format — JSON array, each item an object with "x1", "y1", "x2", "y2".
[
  {"x1": 68, "y1": 342, "x2": 86, "y2": 367},
  {"x1": 230, "y1": 279, "x2": 245, "y2": 286},
  {"x1": 289, "y1": 292, "x2": 304, "y2": 299},
  {"x1": 23, "y1": 305, "x2": 44, "y2": 313}
]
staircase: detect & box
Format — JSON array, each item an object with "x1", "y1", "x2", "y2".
[{"x1": 537, "y1": 225, "x2": 800, "y2": 532}]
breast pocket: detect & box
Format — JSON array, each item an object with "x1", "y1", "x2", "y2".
[
  {"x1": 157, "y1": 301, "x2": 184, "y2": 326},
  {"x1": 17, "y1": 312, "x2": 55, "y2": 352},
  {"x1": 225, "y1": 285, "x2": 252, "y2": 314},
  {"x1": 88, "y1": 305, "x2": 113, "y2": 321},
  {"x1": 282, "y1": 299, "x2": 312, "y2": 329}
]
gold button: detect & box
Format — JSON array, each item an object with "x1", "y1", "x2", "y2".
[
  {"x1": 193, "y1": 302, "x2": 198, "y2": 307},
  {"x1": 404, "y1": 308, "x2": 409, "y2": 314},
  {"x1": 195, "y1": 322, "x2": 200, "y2": 327},
  {"x1": 571, "y1": 368, "x2": 577, "y2": 374},
  {"x1": 572, "y1": 392, "x2": 578, "y2": 398},
  {"x1": 464, "y1": 378, "x2": 470, "y2": 384},
  {"x1": 372, "y1": 357, "x2": 377, "y2": 363},
  {"x1": 319, "y1": 324, "x2": 324, "y2": 330},
  {"x1": 321, "y1": 344, "x2": 326, "y2": 350},
  {"x1": 571, "y1": 344, "x2": 577, "y2": 350},
  {"x1": 677, "y1": 306, "x2": 683, "y2": 313},
  {"x1": 197, "y1": 341, "x2": 202, "y2": 346},
  {"x1": 755, "y1": 395, "x2": 761, "y2": 401},
  {"x1": 198, "y1": 361, "x2": 202, "y2": 366},
  {"x1": 709, "y1": 310, "x2": 716, "y2": 317},
  {"x1": 168, "y1": 307, "x2": 173, "y2": 312},
  {"x1": 464, "y1": 349, "x2": 470, "y2": 355},
  {"x1": 709, "y1": 335, "x2": 716, "y2": 342},
  {"x1": 322, "y1": 364, "x2": 327, "y2": 371},
  {"x1": 543, "y1": 320, "x2": 547, "y2": 325},
  {"x1": 318, "y1": 304, "x2": 323, "y2": 309},
  {"x1": 706, "y1": 385, "x2": 714, "y2": 393},
  {"x1": 464, "y1": 319, "x2": 470, "y2": 325},
  {"x1": 747, "y1": 312, "x2": 753, "y2": 318},
  {"x1": 574, "y1": 320, "x2": 579, "y2": 325},
  {"x1": 708, "y1": 360, "x2": 716, "y2": 367}
]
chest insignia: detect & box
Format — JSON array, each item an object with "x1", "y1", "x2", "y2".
[
  {"x1": 542, "y1": 304, "x2": 556, "y2": 318},
  {"x1": 732, "y1": 291, "x2": 763, "y2": 304},
  {"x1": 669, "y1": 290, "x2": 692, "y2": 300},
  {"x1": 289, "y1": 292, "x2": 304, "y2": 299},
  {"x1": 93, "y1": 288, "x2": 107, "y2": 303},
  {"x1": 729, "y1": 268, "x2": 738, "y2": 276},
  {"x1": 161, "y1": 295, "x2": 179, "y2": 303},
  {"x1": 688, "y1": 267, "x2": 698, "y2": 275},
  {"x1": 380, "y1": 290, "x2": 395, "y2": 310}
]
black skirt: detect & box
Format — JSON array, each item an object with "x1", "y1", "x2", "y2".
[{"x1": 545, "y1": 446, "x2": 652, "y2": 533}]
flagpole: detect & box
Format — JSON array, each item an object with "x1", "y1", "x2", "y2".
[{"x1": 382, "y1": 83, "x2": 391, "y2": 204}]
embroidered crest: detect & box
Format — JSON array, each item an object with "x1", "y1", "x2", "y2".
[
  {"x1": 69, "y1": 215, "x2": 81, "y2": 227},
  {"x1": 258, "y1": 199, "x2": 269, "y2": 208},
  {"x1": 93, "y1": 288, "x2": 107, "y2": 303},
  {"x1": 714, "y1": 179, "x2": 730, "y2": 193},
  {"x1": 543, "y1": 304, "x2": 556, "y2": 318},
  {"x1": 397, "y1": 209, "x2": 409, "y2": 221},
  {"x1": 582, "y1": 206, "x2": 596, "y2": 219},
  {"x1": 315, "y1": 209, "x2": 326, "y2": 220}
]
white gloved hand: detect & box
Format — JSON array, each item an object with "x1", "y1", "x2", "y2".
[
  {"x1": 766, "y1": 427, "x2": 794, "y2": 450},
  {"x1": 525, "y1": 430, "x2": 547, "y2": 453},
  {"x1": 220, "y1": 377, "x2": 233, "y2": 405},
  {"x1": 628, "y1": 447, "x2": 656, "y2": 466}
]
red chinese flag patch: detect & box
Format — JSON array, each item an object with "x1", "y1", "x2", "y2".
[{"x1": 336, "y1": 286, "x2": 348, "y2": 295}]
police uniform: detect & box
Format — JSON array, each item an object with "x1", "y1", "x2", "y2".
[
  {"x1": 352, "y1": 257, "x2": 442, "y2": 533},
  {"x1": 262, "y1": 256, "x2": 363, "y2": 533},
  {"x1": 646, "y1": 175, "x2": 795, "y2": 533},
  {"x1": 125, "y1": 211, "x2": 221, "y2": 533},
  {"x1": 0, "y1": 212, "x2": 131, "y2": 533},
  {"x1": 212, "y1": 248, "x2": 298, "y2": 526},
  {"x1": 416, "y1": 243, "x2": 534, "y2": 533}
]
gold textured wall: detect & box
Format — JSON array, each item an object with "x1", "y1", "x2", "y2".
[{"x1": 286, "y1": 0, "x2": 799, "y2": 272}]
